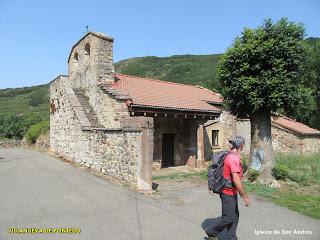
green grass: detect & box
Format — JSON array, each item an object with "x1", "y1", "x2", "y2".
[
  {"x1": 275, "y1": 153, "x2": 320, "y2": 186},
  {"x1": 243, "y1": 153, "x2": 320, "y2": 218},
  {"x1": 244, "y1": 181, "x2": 320, "y2": 219}
]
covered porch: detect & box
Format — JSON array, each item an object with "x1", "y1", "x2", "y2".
[{"x1": 129, "y1": 107, "x2": 220, "y2": 169}]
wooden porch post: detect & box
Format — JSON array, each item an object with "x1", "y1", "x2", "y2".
[{"x1": 197, "y1": 123, "x2": 205, "y2": 168}]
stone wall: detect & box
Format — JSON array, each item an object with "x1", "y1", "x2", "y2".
[
  {"x1": 50, "y1": 76, "x2": 151, "y2": 189},
  {"x1": 68, "y1": 32, "x2": 114, "y2": 85},
  {"x1": 271, "y1": 125, "x2": 303, "y2": 153},
  {"x1": 301, "y1": 137, "x2": 320, "y2": 153},
  {"x1": 204, "y1": 111, "x2": 237, "y2": 158},
  {"x1": 67, "y1": 32, "x2": 129, "y2": 129},
  {"x1": 236, "y1": 119, "x2": 251, "y2": 154}
]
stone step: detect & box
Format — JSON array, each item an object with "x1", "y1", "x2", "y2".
[{"x1": 73, "y1": 89, "x2": 103, "y2": 128}]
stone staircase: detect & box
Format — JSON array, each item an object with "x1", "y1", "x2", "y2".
[{"x1": 73, "y1": 89, "x2": 103, "y2": 128}]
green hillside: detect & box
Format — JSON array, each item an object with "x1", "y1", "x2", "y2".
[
  {"x1": 0, "y1": 84, "x2": 49, "y2": 115},
  {"x1": 115, "y1": 54, "x2": 222, "y2": 90},
  {"x1": 0, "y1": 84, "x2": 49, "y2": 139}
]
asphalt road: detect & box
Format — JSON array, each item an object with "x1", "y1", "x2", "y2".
[{"x1": 0, "y1": 148, "x2": 319, "y2": 240}]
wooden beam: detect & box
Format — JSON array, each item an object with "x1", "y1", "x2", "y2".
[{"x1": 197, "y1": 124, "x2": 205, "y2": 168}]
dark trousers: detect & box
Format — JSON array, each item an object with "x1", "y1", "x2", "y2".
[{"x1": 206, "y1": 193, "x2": 239, "y2": 240}]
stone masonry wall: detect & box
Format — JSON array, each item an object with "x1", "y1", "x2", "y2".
[
  {"x1": 68, "y1": 32, "x2": 129, "y2": 129},
  {"x1": 204, "y1": 111, "x2": 237, "y2": 157},
  {"x1": 236, "y1": 119, "x2": 251, "y2": 154},
  {"x1": 301, "y1": 137, "x2": 320, "y2": 153},
  {"x1": 50, "y1": 76, "x2": 142, "y2": 184},
  {"x1": 271, "y1": 125, "x2": 303, "y2": 153},
  {"x1": 68, "y1": 33, "x2": 114, "y2": 85}
]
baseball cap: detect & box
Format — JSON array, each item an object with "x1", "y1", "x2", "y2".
[{"x1": 228, "y1": 136, "x2": 245, "y2": 148}]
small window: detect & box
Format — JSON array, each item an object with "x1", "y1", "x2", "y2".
[
  {"x1": 74, "y1": 52, "x2": 79, "y2": 62},
  {"x1": 212, "y1": 130, "x2": 219, "y2": 146},
  {"x1": 85, "y1": 43, "x2": 90, "y2": 55}
]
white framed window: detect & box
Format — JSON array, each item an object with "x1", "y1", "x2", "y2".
[{"x1": 212, "y1": 130, "x2": 219, "y2": 146}]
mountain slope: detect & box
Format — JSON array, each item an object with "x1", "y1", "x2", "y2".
[{"x1": 115, "y1": 54, "x2": 222, "y2": 90}]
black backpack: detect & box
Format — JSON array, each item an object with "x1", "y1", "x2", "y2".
[{"x1": 208, "y1": 151, "x2": 234, "y2": 194}]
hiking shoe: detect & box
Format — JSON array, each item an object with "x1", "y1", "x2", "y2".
[{"x1": 205, "y1": 229, "x2": 218, "y2": 240}]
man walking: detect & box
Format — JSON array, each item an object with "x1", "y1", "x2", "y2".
[{"x1": 205, "y1": 136, "x2": 250, "y2": 240}]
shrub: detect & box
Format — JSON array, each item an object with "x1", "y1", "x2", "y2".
[
  {"x1": 247, "y1": 169, "x2": 260, "y2": 182},
  {"x1": 25, "y1": 120, "x2": 49, "y2": 144},
  {"x1": 29, "y1": 90, "x2": 46, "y2": 107},
  {"x1": 0, "y1": 112, "x2": 44, "y2": 139},
  {"x1": 272, "y1": 164, "x2": 289, "y2": 180}
]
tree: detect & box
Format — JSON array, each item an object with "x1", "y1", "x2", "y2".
[
  {"x1": 304, "y1": 38, "x2": 320, "y2": 129},
  {"x1": 217, "y1": 18, "x2": 310, "y2": 185}
]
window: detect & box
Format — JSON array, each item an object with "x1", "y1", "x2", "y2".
[
  {"x1": 212, "y1": 130, "x2": 219, "y2": 146},
  {"x1": 74, "y1": 52, "x2": 79, "y2": 62},
  {"x1": 85, "y1": 43, "x2": 90, "y2": 55}
]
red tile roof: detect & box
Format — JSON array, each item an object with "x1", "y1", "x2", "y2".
[
  {"x1": 114, "y1": 74, "x2": 223, "y2": 112},
  {"x1": 272, "y1": 116, "x2": 320, "y2": 136},
  {"x1": 112, "y1": 74, "x2": 319, "y2": 135}
]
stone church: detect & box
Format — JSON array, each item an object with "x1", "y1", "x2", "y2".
[{"x1": 50, "y1": 32, "x2": 320, "y2": 190}]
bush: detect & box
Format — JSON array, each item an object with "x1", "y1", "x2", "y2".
[
  {"x1": 25, "y1": 120, "x2": 49, "y2": 144},
  {"x1": 272, "y1": 164, "x2": 289, "y2": 180},
  {"x1": 0, "y1": 112, "x2": 43, "y2": 139},
  {"x1": 29, "y1": 90, "x2": 47, "y2": 107},
  {"x1": 247, "y1": 169, "x2": 260, "y2": 182}
]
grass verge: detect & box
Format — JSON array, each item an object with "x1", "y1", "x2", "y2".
[
  {"x1": 244, "y1": 181, "x2": 320, "y2": 219},
  {"x1": 153, "y1": 170, "x2": 320, "y2": 219}
]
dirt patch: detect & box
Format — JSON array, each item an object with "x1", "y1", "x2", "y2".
[
  {"x1": 153, "y1": 165, "x2": 206, "y2": 177},
  {"x1": 153, "y1": 166, "x2": 207, "y2": 206}
]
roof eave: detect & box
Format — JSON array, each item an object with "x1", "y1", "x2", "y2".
[
  {"x1": 271, "y1": 121, "x2": 320, "y2": 136},
  {"x1": 131, "y1": 104, "x2": 222, "y2": 114}
]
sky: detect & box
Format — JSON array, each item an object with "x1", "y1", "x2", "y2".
[{"x1": 0, "y1": 0, "x2": 319, "y2": 89}]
